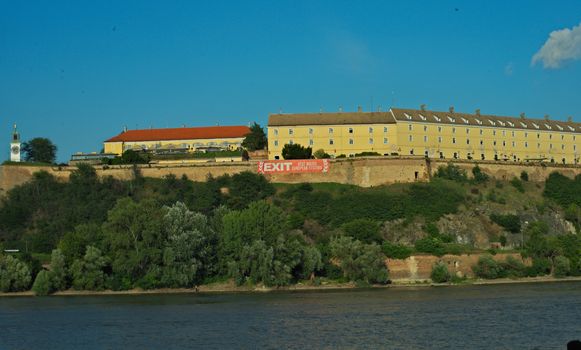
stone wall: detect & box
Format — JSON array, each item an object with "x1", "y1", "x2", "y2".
[
  {"x1": 2, "y1": 157, "x2": 581, "y2": 196},
  {"x1": 387, "y1": 253, "x2": 530, "y2": 281}
]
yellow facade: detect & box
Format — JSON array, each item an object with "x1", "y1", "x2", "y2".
[{"x1": 267, "y1": 108, "x2": 580, "y2": 164}]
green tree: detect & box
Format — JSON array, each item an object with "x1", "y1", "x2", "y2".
[
  {"x1": 490, "y1": 214, "x2": 521, "y2": 233},
  {"x1": 313, "y1": 149, "x2": 331, "y2": 159},
  {"x1": 32, "y1": 270, "x2": 53, "y2": 296},
  {"x1": 431, "y1": 262, "x2": 451, "y2": 283},
  {"x1": 226, "y1": 172, "x2": 275, "y2": 210},
  {"x1": 0, "y1": 255, "x2": 32, "y2": 292},
  {"x1": 472, "y1": 255, "x2": 504, "y2": 279},
  {"x1": 329, "y1": 236, "x2": 388, "y2": 284},
  {"x1": 241, "y1": 123, "x2": 267, "y2": 151},
  {"x1": 282, "y1": 143, "x2": 312, "y2": 159},
  {"x1": 59, "y1": 223, "x2": 104, "y2": 264},
  {"x1": 471, "y1": 166, "x2": 489, "y2": 184},
  {"x1": 435, "y1": 163, "x2": 467, "y2": 182},
  {"x1": 160, "y1": 202, "x2": 217, "y2": 287},
  {"x1": 341, "y1": 219, "x2": 382, "y2": 244},
  {"x1": 102, "y1": 198, "x2": 165, "y2": 287},
  {"x1": 22, "y1": 137, "x2": 57, "y2": 163},
  {"x1": 50, "y1": 249, "x2": 67, "y2": 291},
  {"x1": 553, "y1": 256, "x2": 571, "y2": 277},
  {"x1": 381, "y1": 241, "x2": 413, "y2": 259},
  {"x1": 70, "y1": 246, "x2": 109, "y2": 290}
]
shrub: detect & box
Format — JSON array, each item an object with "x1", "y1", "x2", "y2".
[
  {"x1": 381, "y1": 242, "x2": 413, "y2": 259},
  {"x1": 435, "y1": 163, "x2": 467, "y2": 182},
  {"x1": 341, "y1": 219, "x2": 382, "y2": 244},
  {"x1": 313, "y1": 149, "x2": 331, "y2": 159},
  {"x1": 354, "y1": 152, "x2": 381, "y2": 157},
  {"x1": 329, "y1": 236, "x2": 388, "y2": 284},
  {"x1": 414, "y1": 237, "x2": 446, "y2": 256},
  {"x1": 431, "y1": 262, "x2": 451, "y2": 283},
  {"x1": 553, "y1": 256, "x2": 571, "y2": 278},
  {"x1": 32, "y1": 270, "x2": 53, "y2": 296},
  {"x1": 510, "y1": 177, "x2": 525, "y2": 193},
  {"x1": 472, "y1": 255, "x2": 504, "y2": 279},
  {"x1": 490, "y1": 214, "x2": 521, "y2": 233},
  {"x1": 520, "y1": 171, "x2": 529, "y2": 182},
  {"x1": 282, "y1": 143, "x2": 312, "y2": 159},
  {"x1": 526, "y1": 257, "x2": 552, "y2": 277},
  {"x1": 500, "y1": 256, "x2": 526, "y2": 278},
  {"x1": 471, "y1": 166, "x2": 489, "y2": 184}
]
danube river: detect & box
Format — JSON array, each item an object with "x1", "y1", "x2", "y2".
[{"x1": 0, "y1": 282, "x2": 580, "y2": 349}]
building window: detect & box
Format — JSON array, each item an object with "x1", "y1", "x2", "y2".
[
  {"x1": 466, "y1": 128, "x2": 470, "y2": 134},
  {"x1": 409, "y1": 135, "x2": 413, "y2": 142},
  {"x1": 503, "y1": 141, "x2": 506, "y2": 146},
  {"x1": 349, "y1": 139, "x2": 354, "y2": 145},
  {"x1": 369, "y1": 138, "x2": 374, "y2": 144},
  {"x1": 550, "y1": 144, "x2": 553, "y2": 149},
  {"x1": 309, "y1": 128, "x2": 314, "y2": 134},
  {"x1": 452, "y1": 137, "x2": 456, "y2": 144},
  {"x1": 369, "y1": 127, "x2": 374, "y2": 133},
  {"x1": 502, "y1": 130, "x2": 506, "y2": 136},
  {"x1": 289, "y1": 129, "x2": 294, "y2": 135},
  {"x1": 525, "y1": 142, "x2": 528, "y2": 148},
  {"x1": 408, "y1": 124, "x2": 412, "y2": 131},
  {"x1": 493, "y1": 130, "x2": 497, "y2": 136},
  {"x1": 549, "y1": 134, "x2": 552, "y2": 139},
  {"x1": 348, "y1": 128, "x2": 353, "y2": 134},
  {"x1": 561, "y1": 134, "x2": 564, "y2": 140},
  {"x1": 383, "y1": 126, "x2": 388, "y2": 133},
  {"x1": 512, "y1": 141, "x2": 515, "y2": 147},
  {"x1": 537, "y1": 133, "x2": 540, "y2": 139},
  {"x1": 329, "y1": 128, "x2": 334, "y2": 134},
  {"x1": 479, "y1": 129, "x2": 483, "y2": 135},
  {"x1": 537, "y1": 143, "x2": 540, "y2": 148},
  {"x1": 574, "y1": 145, "x2": 577, "y2": 151},
  {"x1": 525, "y1": 132, "x2": 528, "y2": 138},
  {"x1": 438, "y1": 126, "x2": 442, "y2": 132},
  {"x1": 423, "y1": 126, "x2": 428, "y2": 132},
  {"x1": 289, "y1": 140, "x2": 294, "y2": 145},
  {"x1": 274, "y1": 140, "x2": 279, "y2": 146},
  {"x1": 467, "y1": 139, "x2": 470, "y2": 145},
  {"x1": 512, "y1": 131, "x2": 515, "y2": 137},
  {"x1": 480, "y1": 140, "x2": 483, "y2": 145},
  {"x1": 383, "y1": 138, "x2": 388, "y2": 144},
  {"x1": 424, "y1": 136, "x2": 428, "y2": 142},
  {"x1": 562, "y1": 144, "x2": 565, "y2": 150},
  {"x1": 438, "y1": 136, "x2": 442, "y2": 143},
  {"x1": 452, "y1": 127, "x2": 456, "y2": 133},
  {"x1": 329, "y1": 139, "x2": 334, "y2": 145},
  {"x1": 273, "y1": 129, "x2": 278, "y2": 136},
  {"x1": 309, "y1": 139, "x2": 314, "y2": 146}
]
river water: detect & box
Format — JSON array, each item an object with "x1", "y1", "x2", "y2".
[{"x1": 0, "y1": 282, "x2": 580, "y2": 349}]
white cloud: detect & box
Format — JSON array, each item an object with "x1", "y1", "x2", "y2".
[{"x1": 532, "y1": 22, "x2": 581, "y2": 69}]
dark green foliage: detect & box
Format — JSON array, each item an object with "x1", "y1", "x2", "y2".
[
  {"x1": 490, "y1": 213, "x2": 521, "y2": 233},
  {"x1": 70, "y1": 246, "x2": 109, "y2": 290},
  {"x1": 510, "y1": 177, "x2": 525, "y2": 193},
  {"x1": 22, "y1": 137, "x2": 57, "y2": 164},
  {"x1": 313, "y1": 149, "x2": 331, "y2": 159},
  {"x1": 435, "y1": 163, "x2": 467, "y2": 182},
  {"x1": 414, "y1": 237, "x2": 446, "y2": 256},
  {"x1": 341, "y1": 219, "x2": 381, "y2": 244},
  {"x1": 225, "y1": 172, "x2": 275, "y2": 210},
  {"x1": 472, "y1": 255, "x2": 503, "y2": 279},
  {"x1": 500, "y1": 256, "x2": 526, "y2": 278},
  {"x1": 354, "y1": 152, "x2": 381, "y2": 157},
  {"x1": 329, "y1": 236, "x2": 388, "y2": 284},
  {"x1": 282, "y1": 143, "x2": 312, "y2": 159},
  {"x1": 241, "y1": 123, "x2": 267, "y2": 151},
  {"x1": 107, "y1": 150, "x2": 150, "y2": 165},
  {"x1": 520, "y1": 171, "x2": 529, "y2": 182},
  {"x1": 527, "y1": 258, "x2": 552, "y2": 277},
  {"x1": 0, "y1": 255, "x2": 32, "y2": 292},
  {"x1": 544, "y1": 172, "x2": 581, "y2": 208},
  {"x1": 431, "y1": 262, "x2": 450, "y2": 283},
  {"x1": 471, "y1": 166, "x2": 489, "y2": 184},
  {"x1": 32, "y1": 270, "x2": 52, "y2": 296},
  {"x1": 381, "y1": 241, "x2": 412, "y2": 259},
  {"x1": 553, "y1": 256, "x2": 570, "y2": 277}
]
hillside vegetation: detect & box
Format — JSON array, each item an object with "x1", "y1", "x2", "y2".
[{"x1": 0, "y1": 163, "x2": 580, "y2": 295}]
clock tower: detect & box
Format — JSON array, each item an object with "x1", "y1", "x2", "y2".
[{"x1": 10, "y1": 124, "x2": 21, "y2": 162}]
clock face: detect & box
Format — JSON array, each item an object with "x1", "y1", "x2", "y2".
[{"x1": 11, "y1": 145, "x2": 20, "y2": 155}]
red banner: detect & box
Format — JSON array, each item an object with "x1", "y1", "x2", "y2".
[{"x1": 258, "y1": 159, "x2": 330, "y2": 174}]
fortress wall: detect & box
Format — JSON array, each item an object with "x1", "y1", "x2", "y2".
[
  {"x1": 2, "y1": 158, "x2": 581, "y2": 196},
  {"x1": 387, "y1": 253, "x2": 530, "y2": 281}
]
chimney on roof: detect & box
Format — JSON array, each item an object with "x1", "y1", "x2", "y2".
[
  {"x1": 357, "y1": 105, "x2": 362, "y2": 112},
  {"x1": 377, "y1": 105, "x2": 382, "y2": 112},
  {"x1": 449, "y1": 106, "x2": 455, "y2": 114},
  {"x1": 544, "y1": 114, "x2": 550, "y2": 121},
  {"x1": 123, "y1": 125, "x2": 127, "y2": 133},
  {"x1": 475, "y1": 109, "x2": 480, "y2": 116},
  {"x1": 520, "y1": 112, "x2": 526, "y2": 120},
  {"x1": 339, "y1": 105, "x2": 343, "y2": 112},
  {"x1": 568, "y1": 116, "x2": 573, "y2": 123},
  {"x1": 420, "y1": 104, "x2": 426, "y2": 111}
]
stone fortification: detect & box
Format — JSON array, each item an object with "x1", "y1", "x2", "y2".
[{"x1": 2, "y1": 157, "x2": 581, "y2": 196}]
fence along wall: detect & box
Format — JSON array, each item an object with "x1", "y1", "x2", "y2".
[{"x1": 2, "y1": 158, "x2": 581, "y2": 196}]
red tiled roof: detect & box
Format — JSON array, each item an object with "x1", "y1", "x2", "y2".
[{"x1": 105, "y1": 125, "x2": 251, "y2": 142}]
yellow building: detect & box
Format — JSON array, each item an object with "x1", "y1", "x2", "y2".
[
  {"x1": 267, "y1": 107, "x2": 581, "y2": 164},
  {"x1": 104, "y1": 125, "x2": 251, "y2": 156}
]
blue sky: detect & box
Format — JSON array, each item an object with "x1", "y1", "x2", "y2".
[{"x1": 2, "y1": 0, "x2": 581, "y2": 162}]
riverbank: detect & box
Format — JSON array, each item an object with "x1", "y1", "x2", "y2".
[{"x1": 2, "y1": 275, "x2": 581, "y2": 297}]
